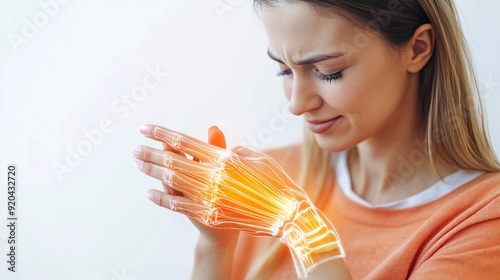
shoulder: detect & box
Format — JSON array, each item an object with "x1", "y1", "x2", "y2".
[
  {"x1": 423, "y1": 172, "x2": 500, "y2": 245},
  {"x1": 400, "y1": 173, "x2": 500, "y2": 278},
  {"x1": 471, "y1": 172, "x2": 500, "y2": 213},
  {"x1": 473, "y1": 171, "x2": 500, "y2": 189},
  {"x1": 439, "y1": 172, "x2": 500, "y2": 220},
  {"x1": 461, "y1": 172, "x2": 500, "y2": 205},
  {"x1": 411, "y1": 173, "x2": 500, "y2": 278}
]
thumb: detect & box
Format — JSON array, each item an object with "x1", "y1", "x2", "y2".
[
  {"x1": 208, "y1": 125, "x2": 227, "y2": 149},
  {"x1": 193, "y1": 126, "x2": 227, "y2": 163}
]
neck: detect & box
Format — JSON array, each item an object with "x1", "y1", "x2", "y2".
[{"x1": 347, "y1": 82, "x2": 456, "y2": 204}]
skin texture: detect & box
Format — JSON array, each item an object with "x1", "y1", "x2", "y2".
[{"x1": 261, "y1": 2, "x2": 454, "y2": 205}]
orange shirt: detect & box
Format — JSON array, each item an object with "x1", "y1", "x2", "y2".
[{"x1": 233, "y1": 172, "x2": 500, "y2": 279}]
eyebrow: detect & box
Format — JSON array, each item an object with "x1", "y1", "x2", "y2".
[{"x1": 267, "y1": 49, "x2": 346, "y2": 66}]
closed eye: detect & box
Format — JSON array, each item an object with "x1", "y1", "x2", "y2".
[
  {"x1": 276, "y1": 69, "x2": 292, "y2": 77},
  {"x1": 276, "y1": 68, "x2": 343, "y2": 83},
  {"x1": 318, "y1": 70, "x2": 343, "y2": 83}
]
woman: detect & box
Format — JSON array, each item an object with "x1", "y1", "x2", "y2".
[{"x1": 133, "y1": 0, "x2": 500, "y2": 279}]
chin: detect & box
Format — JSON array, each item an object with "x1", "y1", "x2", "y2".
[{"x1": 313, "y1": 133, "x2": 357, "y2": 153}]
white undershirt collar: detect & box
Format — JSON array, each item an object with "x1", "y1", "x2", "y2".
[{"x1": 332, "y1": 151, "x2": 484, "y2": 209}]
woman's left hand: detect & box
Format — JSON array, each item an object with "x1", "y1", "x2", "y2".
[
  {"x1": 133, "y1": 124, "x2": 309, "y2": 237},
  {"x1": 133, "y1": 124, "x2": 345, "y2": 278}
]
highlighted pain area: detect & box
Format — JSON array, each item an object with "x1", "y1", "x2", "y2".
[{"x1": 153, "y1": 126, "x2": 345, "y2": 278}]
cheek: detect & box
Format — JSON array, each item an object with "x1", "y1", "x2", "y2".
[
  {"x1": 322, "y1": 64, "x2": 405, "y2": 130},
  {"x1": 320, "y1": 74, "x2": 374, "y2": 116},
  {"x1": 282, "y1": 78, "x2": 292, "y2": 101}
]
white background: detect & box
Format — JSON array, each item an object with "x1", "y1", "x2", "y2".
[{"x1": 0, "y1": 1, "x2": 499, "y2": 279}]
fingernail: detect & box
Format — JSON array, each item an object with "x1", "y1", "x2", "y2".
[
  {"x1": 146, "y1": 191, "x2": 154, "y2": 200},
  {"x1": 132, "y1": 146, "x2": 142, "y2": 158},
  {"x1": 135, "y1": 159, "x2": 145, "y2": 170},
  {"x1": 139, "y1": 125, "x2": 152, "y2": 136}
]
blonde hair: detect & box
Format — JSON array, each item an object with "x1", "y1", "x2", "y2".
[{"x1": 249, "y1": 0, "x2": 500, "y2": 278}]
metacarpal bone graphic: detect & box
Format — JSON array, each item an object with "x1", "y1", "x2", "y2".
[{"x1": 137, "y1": 125, "x2": 345, "y2": 278}]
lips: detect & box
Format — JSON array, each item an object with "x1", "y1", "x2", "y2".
[{"x1": 307, "y1": 116, "x2": 342, "y2": 134}]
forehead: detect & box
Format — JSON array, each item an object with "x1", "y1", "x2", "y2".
[{"x1": 261, "y1": 2, "x2": 358, "y2": 57}]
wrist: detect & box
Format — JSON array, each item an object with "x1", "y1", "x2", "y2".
[
  {"x1": 280, "y1": 200, "x2": 345, "y2": 278},
  {"x1": 196, "y1": 231, "x2": 239, "y2": 254},
  {"x1": 192, "y1": 233, "x2": 239, "y2": 280}
]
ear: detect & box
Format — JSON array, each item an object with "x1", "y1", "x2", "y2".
[{"x1": 405, "y1": 23, "x2": 435, "y2": 73}]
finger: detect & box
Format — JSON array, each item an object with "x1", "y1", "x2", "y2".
[
  {"x1": 147, "y1": 189, "x2": 272, "y2": 230},
  {"x1": 163, "y1": 141, "x2": 180, "y2": 155},
  {"x1": 146, "y1": 189, "x2": 214, "y2": 224},
  {"x1": 162, "y1": 139, "x2": 185, "y2": 196},
  {"x1": 132, "y1": 145, "x2": 179, "y2": 196},
  {"x1": 193, "y1": 125, "x2": 226, "y2": 162},
  {"x1": 140, "y1": 124, "x2": 229, "y2": 165},
  {"x1": 146, "y1": 189, "x2": 182, "y2": 209},
  {"x1": 139, "y1": 125, "x2": 177, "y2": 154},
  {"x1": 162, "y1": 181, "x2": 183, "y2": 196},
  {"x1": 136, "y1": 160, "x2": 217, "y2": 202},
  {"x1": 208, "y1": 126, "x2": 226, "y2": 148},
  {"x1": 146, "y1": 189, "x2": 201, "y2": 214},
  {"x1": 162, "y1": 141, "x2": 186, "y2": 157},
  {"x1": 134, "y1": 146, "x2": 217, "y2": 182}
]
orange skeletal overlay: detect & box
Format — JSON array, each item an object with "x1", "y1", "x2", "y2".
[{"x1": 154, "y1": 126, "x2": 345, "y2": 278}]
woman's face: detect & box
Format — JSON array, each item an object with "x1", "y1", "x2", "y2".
[{"x1": 262, "y1": 2, "x2": 416, "y2": 152}]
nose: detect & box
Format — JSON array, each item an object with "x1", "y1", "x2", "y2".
[{"x1": 287, "y1": 75, "x2": 322, "y2": 116}]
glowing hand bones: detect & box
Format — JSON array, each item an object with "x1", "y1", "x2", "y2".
[{"x1": 136, "y1": 125, "x2": 345, "y2": 278}]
